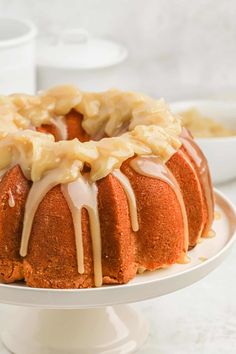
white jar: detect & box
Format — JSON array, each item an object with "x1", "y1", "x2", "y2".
[
  {"x1": 0, "y1": 18, "x2": 37, "y2": 94},
  {"x1": 37, "y1": 29, "x2": 128, "y2": 91}
]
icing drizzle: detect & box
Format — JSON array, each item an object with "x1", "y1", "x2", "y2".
[
  {"x1": 112, "y1": 169, "x2": 139, "y2": 232},
  {"x1": 61, "y1": 176, "x2": 102, "y2": 287},
  {"x1": 20, "y1": 168, "x2": 70, "y2": 257},
  {"x1": 180, "y1": 128, "x2": 214, "y2": 236},
  {"x1": 130, "y1": 156, "x2": 189, "y2": 253}
]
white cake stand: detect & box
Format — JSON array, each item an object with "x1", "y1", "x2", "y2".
[{"x1": 0, "y1": 189, "x2": 235, "y2": 354}]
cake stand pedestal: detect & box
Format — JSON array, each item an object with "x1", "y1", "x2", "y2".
[
  {"x1": 0, "y1": 190, "x2": 235, "y2": 354},
  {"x1": 1, "y1": 305, "x2": 148, "y2": 354}
]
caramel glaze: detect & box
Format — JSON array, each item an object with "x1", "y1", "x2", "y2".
[{"x1": 180, "y1": 128, "x2": 214, "y2": 237}]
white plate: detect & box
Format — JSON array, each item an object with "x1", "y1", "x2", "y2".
[{"x1": 0, "y1": 189, "x2": 235, "y2": 309}]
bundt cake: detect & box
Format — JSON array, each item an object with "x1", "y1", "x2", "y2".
[{"x1": 0, "y1": 86, "x2": 214, "y2": 288}]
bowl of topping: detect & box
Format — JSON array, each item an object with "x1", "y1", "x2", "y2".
[{"x1": 170, "y1": 100, "x2": 236, "y2": 184}]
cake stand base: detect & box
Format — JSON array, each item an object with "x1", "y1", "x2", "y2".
[{"x1": 1, "y1": 305, "x2": 149, "y2": 354}]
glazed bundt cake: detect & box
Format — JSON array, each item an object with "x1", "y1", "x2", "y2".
[{"x1": 0, "y1": 86, "x2": 214, "y2": 288}]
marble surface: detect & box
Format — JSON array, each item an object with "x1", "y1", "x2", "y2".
[{"x1": 0, "y1": 179, "x2": 235, "y2": 353}]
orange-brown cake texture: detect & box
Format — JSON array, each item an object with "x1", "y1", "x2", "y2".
[{"x1": 0, "y1": 86, "x2": 214, "y2": 288}]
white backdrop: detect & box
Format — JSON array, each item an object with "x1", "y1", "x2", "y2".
[{"x1": 0, "y1": 0, "x2": 236, "y2": 100}]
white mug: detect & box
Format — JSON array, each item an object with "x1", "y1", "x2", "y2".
[{"x1": 0, "y1": 18, "x2": 37, "y2": 94}]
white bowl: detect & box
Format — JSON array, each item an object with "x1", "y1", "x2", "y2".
[{"x1": 170, "y1": 100, "x2": 236, "y2": 185}]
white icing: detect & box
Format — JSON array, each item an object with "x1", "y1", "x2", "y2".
[
  {"x1": 61, "y1": 175, "x2": 102, "y2": 287},
  {"x1": 180, "y1": 128, "x2": 214, "y2": 236},
  {"x1": 112, "y1": 169, "x2": 139, "y2": 232},
  {"x1": 8, "y1": 189, "x2": 15, "y2": 208},
  {"x1": 50, "y1": 116, "x2": 68, "y2": 140},
  {"x1": 20, "y1": 163, "x2": 81, "y2": 257},
  {"x1": 130, "y1": 156, "x2": 189, "y2": 253}
]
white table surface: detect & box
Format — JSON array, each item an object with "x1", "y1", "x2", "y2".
[{"x1": 0, "y1": 180, "x2": 236, "y2": 354}]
